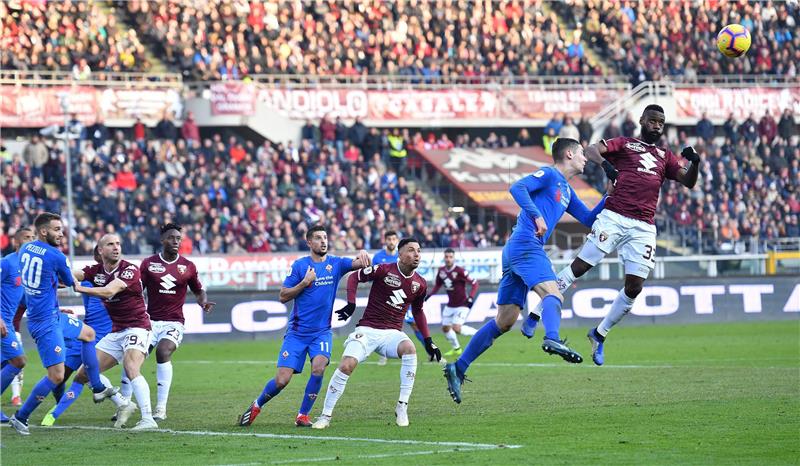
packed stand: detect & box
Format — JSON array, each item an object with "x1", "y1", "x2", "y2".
[
  {"x1": 0, "y1": 0, "x2": 151, "y2": 76},
  {"x1": 0, "y1": 115, "x2": 503, "y2": 257},
  {"x1": 556, "y1": 0, "x2": 798, "y2": 84},
  {"x1": 117, "y1": 0, "x2": 603, "y2": 82},
  {"x1": 656, "y1": 109, "x2": 799, "y2": 254}
]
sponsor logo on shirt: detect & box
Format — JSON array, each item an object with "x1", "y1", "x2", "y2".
[
  {"x1": 94, "y1": 274, "x2": 108, "y2": 286},
  {"x1": 625, "y1": 142, "x2": 647, "y2": 153},
  {"x1": 388, "y1": 289, "x2": 408, "y2": 308},
  {"x1": 384, "y1": 273, "x2": 402, "y2": 288},
  {"x1": 148, "y1": 263, "x2": 166, "y2": 273},
  {"x1": 637, "y1": 152, "x2": 659, "y2": 175},
  {"x1": 160, "y1": 274, "x2": 178, "y2": 294}
]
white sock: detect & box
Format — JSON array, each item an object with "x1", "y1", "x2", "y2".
[
  {"x1": 531, "y1": 267, "x2": 577, "y2": 318},
  {"x1": 99, "y1": 374, "x2": 127, "y2": 408},
  {"x1": 459, "y1": 325, "x2": 477, "y2": 336},
  {"x1": 443, "y1": 329, "x2": 460, "y2": 349},
  {"x1": 11, "y1": 371, "x2": 22, "y2": 398},
  {"x1": 130, "y1": 375, "x2": 154, "y2": 421},
  {"x1": 321, "y1": 369, "x2": 349, "y2": 417},
  {"x1": 597, "y1": 288, "x2": 636, "y2": 337},
  {"x1": 120, "y1": 367, "x2": 133, "y2": 399},
  {"x1": 398, "y1": 354, "x2": 417, "y2": 404},
  {"x1": 156, "y1": 362, "x2": 173, "y2": 410}
]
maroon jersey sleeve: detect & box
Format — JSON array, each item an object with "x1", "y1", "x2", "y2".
[
  {"x1": 664, "y1": 149, "x2": 685, "y2": 181},
  {"x1": 410, "y1": 279, "x2": 430, "y2": 339},
  {"x1": 601, "y1": 137, "x2": 626, "y2": 161},
  {"x1": 187, "y1": 262, "x2": 203, "y2": 294}
]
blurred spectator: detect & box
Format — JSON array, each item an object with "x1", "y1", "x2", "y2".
[
  {"x1": 559, "y1": 117, "x2": 580, "y2": 141},
  {"x1": 156, "y1": 112, "x2": 178, "y2": 141},
  {"x1": 181, "y1": 112, "x2": 200, "y2": 146},
  {"x1": 696, "y1": 113, "x2": 714, "y2": 142}
]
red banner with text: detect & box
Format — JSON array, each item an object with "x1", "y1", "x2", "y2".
[{"x1": 674, "y1": 87, "x2": 800, "y2": 120}]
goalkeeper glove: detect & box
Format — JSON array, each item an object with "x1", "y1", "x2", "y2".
[
  {"x1": 424, "y1": 337, "x2": 442, "y2": 362},
  {"x1": 601, "y1": 160, "x2": 619, "y2": 182},
  {"x1": 466, "y1": 297, "x2": 474, "y2": 309},
  {"x1": 335, "y1": 302, "x2": 356, "y2": 321},
  {"x1": 681, "y1": 146, "x2": 700, "y2": 163}
]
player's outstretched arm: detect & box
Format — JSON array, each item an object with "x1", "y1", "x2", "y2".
[
  {"x1": 75, "y1": 278, "x2": 127, "y2": 299},
  {"x1": 566, "y1": 187, "x2": 607, "y2": 228},
  {"x1": 587, "y1": 141, "x2": 618, "y2": 182}
]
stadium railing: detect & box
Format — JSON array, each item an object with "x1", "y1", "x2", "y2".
[{"x1": 0, "y1": 70, "x2": 184, "y2": 88}]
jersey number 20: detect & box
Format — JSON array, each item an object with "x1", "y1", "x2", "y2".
[{"x1": 20, "y1": 253, "x2": 43, "y2": 289}]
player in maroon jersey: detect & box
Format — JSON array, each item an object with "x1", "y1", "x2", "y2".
[
  {"x1": 73, "y1": 234, "x2": 157, "y2": 430},
  {"x1": 138, "y1": 223, "x2": 213, "y2": 421},
  {"x1": 426, "y1": 248, "x2": 479, "y2": 358},
  {"x1": 524, "y1": 104, "x2": 700, "y2": 366},
  {"x1": 311, "y1": 238, "x2": 441, "y2": 429}
]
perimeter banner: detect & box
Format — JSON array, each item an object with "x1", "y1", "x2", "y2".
[
  {"x1": 49, "y1": 276, "x2": 799, "y2": 342},
  {"x1": 674, "y1": 87, "x2": 800, "y2": 120},
  {"x1": 209, "y1": 86, "x2": 624, "y2": 120},
  {"x1": 0, "y1": 85, "x2": 182, "y2": 127},
  {"x1": 412, "y1": 147, "x2": 603, "y2": 218}
]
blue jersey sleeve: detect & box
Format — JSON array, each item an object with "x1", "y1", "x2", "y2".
[
  {"x1": 283, "y1": 259, "x2": 304, "y2": 288},
  {"x1": 510, "y1": 169, "x2": 551, "y2": 219},
  {"x1": 336, "y1": 256, "x2": 353, "y2": 279},
  {"x1": 54, "y1": 252, "x2": 74, "y2": 287},
  {"x1": 566, "y1": 187, "x2": 607, "y2": 228},
  {"x1": 0, "y1": 257, "x2": 9, "y2": 283}
]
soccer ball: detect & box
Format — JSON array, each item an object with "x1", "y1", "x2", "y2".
[{"x1": 716, "y1": 24, "x2": 752, "y2": 58}]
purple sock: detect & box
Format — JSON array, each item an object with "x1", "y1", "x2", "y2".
[{"x1": 298, "y1": 374, "x2": 323, "y2": 415}]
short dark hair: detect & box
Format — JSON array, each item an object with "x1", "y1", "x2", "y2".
[
  {"x1": 14, "y1": 226, "x2": 32, "y2": 240},
  {"x1": 384, "y1": 230, "x2": 398, "y2": 238},
  {"x1": 306, "y1": 224, "x2": 326, "y2": 241},
  {"x1": 552, "y1": 137, "x2": 581, "y2": 163},
  {"x1": 643, "y1": 104, "x2": 665, "y2": 114},
  {"x1": 34, "y1": 212, "x2": 61, "y2": 231},
  {"x1": 398, "y1": 237, "x2": 420, "y2": 250},
  {"x1": 160, "y1": 222, "x2": 182, "y2": 235},
  {"x1": 444, "y1": 248, "x2": 455, "y2": 254}
]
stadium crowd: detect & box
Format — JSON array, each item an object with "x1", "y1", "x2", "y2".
[
  {"x1": 557, "y1": 0, "x2": 799, "y2": 84},
  {"x1": 117, "y1": 0, "x2": 603, "y2": 81},
  {"x1": 0, "y1": 0, "x2": 150, "y2": 76}
]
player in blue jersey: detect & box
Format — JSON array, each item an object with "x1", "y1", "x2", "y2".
[
  {"x1": 238, "y1": 225, "x2": 371, "y2": 427},
  {"x1": 40, "y1": 245, "x2": 123, "y2": 426},
  {"x1": 444, "y1": 138, "x2": 607, "y2": 403},
  {"x1": 8, "y1": 213, "x2": 117, "y2": 435},
  {"x1": 1, "y1": 227, "x2": 35, "y2": 423}
]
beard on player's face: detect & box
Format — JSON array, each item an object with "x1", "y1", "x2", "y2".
[{"x1": 642, "y1": 127, "x2": 662, "y2": 143}]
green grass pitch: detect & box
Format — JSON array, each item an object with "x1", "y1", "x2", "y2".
[{"x1": 2, "y1": 321, "x2": 798, "y2": 465}]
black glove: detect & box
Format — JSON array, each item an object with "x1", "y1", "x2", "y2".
[
  {"x1": 424, "y1": 337, "x2": 442, "y2": 362},
  {"x1": 424, "y1": 294, "x2": 431, "y2": 302},
  {"x1": 601, "y1": 160, "x2": 619, "y2": 182},
  {"x1": 335, "y1": 302, "x2": 356, "y2": 321},
  {"x1": 466, "y1": 297, "x2": 474, "y2": 309},
  {"x1": 681, "y1": 146, "x2": 700, "y2": 163}
]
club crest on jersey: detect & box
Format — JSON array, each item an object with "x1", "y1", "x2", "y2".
[
  {"x1": 11, "y1": 341, "x2": 18, "y2": 349},
  {"x1": 411, "y1": 281, "x2": 420, "y2": 294},
  {"x1": 325, "y1": 264, "x2": 333, "y2": 273},
  {"x1": 93, "y1": 275, "x2": 108, "y2": 286},
  {"x1": 384, "y1": 273, "x2": 402, "y2": 288},
  {"x1": 177, "y1": 264, "x2": 187, "y2": 275},
  {"x1": 148, "y1": 263, "x2": 166, "y2": 273},
  {"x1": 625, "y1": 142, "x2": 647, "y2": 153}
]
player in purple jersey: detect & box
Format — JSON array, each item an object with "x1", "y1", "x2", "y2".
[
  {"x1": 524, "y1": 104, "x2": 700, "y2": 365},
  {"x1": 312, "y1": 238, "x2": 441, "y2": 429},
  {"x1": 426, "y1": 248, "x2": 479, "y2": 357},
  {"x1": 139, "y1": 223, "x2": 212, "y2": 422}
]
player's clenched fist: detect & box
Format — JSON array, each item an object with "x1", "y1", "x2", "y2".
[
  {"x1": 534, "y1": 216, "x2": 548, "y2": 238},
  {"x1": 681, "y1": 146, "x2": 700, "y2": 163},
  {"x1": 335, "y1": 302, "x2": 356, "y2": 321},
  {"x1": 302, "y1": 266, "x2": 316, "y2": 286},
  {"x1": 424, "y1": 337, "x2": 442, "y2": 362}
]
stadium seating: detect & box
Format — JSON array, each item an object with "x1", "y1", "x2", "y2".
[
  {"x1": 556, "y1": 0, "x2": 798, "y2": 83},
  {"x1": 1, "y1": 0, "x2": 151, "y2": 75}
]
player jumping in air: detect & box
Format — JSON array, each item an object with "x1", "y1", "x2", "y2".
[
  {"x1": 9, "y1": 214, "x2": 117, "y2": 435},
  {"x1": 425, "y1": 248, "x2": 479, "y2": 357},
  {"x1": 138, "y1": 223, "x2": 213, "y2": 421},
  {"x1": 72, "y1": 234, "x2": 158, "y2": 430},
  {"x1": 312, "y1": 237, "x2": 442, "y2": 429},
  {"x1": 1, "y1": 227, "x2": 34, "y2": 423},
  {"x1": 238, "y1": 225, "x2": 371, "y2": 428},
  {"x1": 444, "y1": 138, "x2": 606, "y2": 404},
  {"x1": 522, "y1": 104, "x2": 700, "y2": 365}
]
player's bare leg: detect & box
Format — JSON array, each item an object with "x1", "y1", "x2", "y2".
[
  {"x1": 154, "y1": 338, "x2": 178, "y2": 420},
  {"x1": 296, "y1": 355, "x2": 327, "y2": 427},
  {"x1": 395, "y1": 340, "x2": 417, "y2": 427},
  {"x1": 313, "y1": 356, "x2": 359, "y2": 429}
]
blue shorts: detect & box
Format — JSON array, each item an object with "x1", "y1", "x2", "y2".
[
  {"x1": 278, "y1": 331, "x2": 332, "y2": 374},
  {"x1": 1, "y1": 322, "x2": 24, "y2": 362},
  {"x1": 496, "y1": 244, "x2": 556, "y2": 309},
  {"x1": 64, "y1": 321, "x2": 109, "y2": 370},
  {"x1": 28, "y1": 313, "x2": 84, "y2": 368}
]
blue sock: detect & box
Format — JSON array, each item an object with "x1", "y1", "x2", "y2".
[
  {"x1": 455, "y1": 319, "x2": 503, "y2": 376},
  {"x1": 17, "y1": 377, "x2": 57, "y2": 421},
  {"x1": 541, "y1": 295, "x2": 563, "y2": 341},
  {"x1": 414, "y1": 330, "x2": 425, "y2": 344},
  {"x1": 298, "y1": 374, "x2": 323, "y2": 415},
  {"x1": 255, "y1": 378, "x2": 283, "y2": 407},
  {"x1": 81, "y1": 341, "x2": 105, "y2": 392},
  {"x1": 52, "y1": 382, "x2": 84, "y2": 419},
  {"x1": 0, "y1": 364, "x2": 21, "y2": 394},
  {"x1": 52, "y1": 382, "x2": 66, "y2": 403}
]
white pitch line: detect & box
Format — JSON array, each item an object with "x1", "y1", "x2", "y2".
[
  {"x1": 178, "y1": 359, "x2": 677, "y2": 369},
  {"x1": 270, "y1": 446, "x2": 507, "y2": 464},
  {"x1": 48, "y1": 425, "x2": 520, "y2": 449}
]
